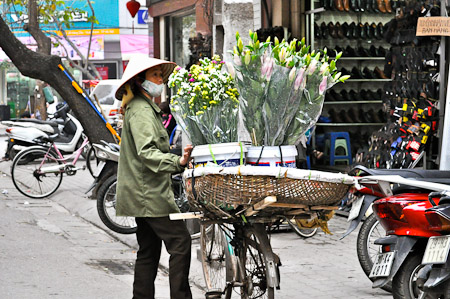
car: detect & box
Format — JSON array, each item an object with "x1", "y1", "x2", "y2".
[{"x1": 89, "y1": 79, "x2": 122, "y2": 124}]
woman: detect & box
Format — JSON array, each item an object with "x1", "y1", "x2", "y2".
[{"x1": 114, "y1": 55, "x2": 193, "y2": 299}]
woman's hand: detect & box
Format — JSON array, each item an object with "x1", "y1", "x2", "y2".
[{"x1": 179, "y1": 144, "x2": 193, "y2": 167}]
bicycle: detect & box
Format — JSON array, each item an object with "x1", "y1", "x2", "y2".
[{"x1": 11, "y1": 135, "x2": 91, "y2": 199}]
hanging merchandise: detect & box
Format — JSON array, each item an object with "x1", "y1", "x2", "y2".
[{"x1": 362, "y1": 0, "x2": 442, "y2": 169}]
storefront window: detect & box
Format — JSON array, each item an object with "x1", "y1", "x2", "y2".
[{"x1": 172, "y1": 13, "x2": 196, "y2": 68}]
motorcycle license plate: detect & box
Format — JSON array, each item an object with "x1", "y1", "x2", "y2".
[
  {"x1": 369, "y1": 251, "x2": 396, "y2": 278},
  {"x1": 348, "y1": 196, "x2": 364, "y2": 222},
  {"x1": 422, "y1": 236, "x2": 450, "y2": 264}
]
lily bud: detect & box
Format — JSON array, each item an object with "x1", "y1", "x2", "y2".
[
  {"x1": 339, "y1": 75, "x2": 351, "y2": 82},
  {"x1": 279, "y1": 48, "x2": 287, "y2": 63},
  {"x1": 294, "y1": 68, "x2": 305, "y2": 90},
  {"x1": 319, "y1": 62, "x2": 329, "y2": 75},
  {"x1": 244, "y1": 51, "x2": 251, "y2": 65},
  {"x1": 235, "y1": 31, "x2": 240, "y2": 42},
  {"x1": 226, "y1": 62, "x2": 236, "y2": 79},
  {"x1": 274, "y1": 36, "x2": 279, "y2": 46},
  {"x1": 266, "y1": 36, "x2": 271, "y2": 43},
  {"x1": 233, "y1": 54, "x2": 242, "y2": 66},
  {"x1": 319, "y1": 76, "x2": 328, "y2": 95},
  {"x1": 336, "y1": 51, "x2": 343, "y2": 60},
  {"x1": 237, "y1": 38, "x2": 243, "y2": 53},
  {"x1": 306, "y1": 59, "x2": 317, "y2": 75},
  {"x1": 289, "y1": 67, "x2": 297, "y2": 82}
]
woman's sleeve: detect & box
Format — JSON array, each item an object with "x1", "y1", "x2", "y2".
[{"x1": 129, "y1": 109, "x2": 185, "y2": 173}]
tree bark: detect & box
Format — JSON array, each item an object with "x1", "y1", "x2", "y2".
[{"x1": 0, "y1": 16, "x2": 115, "y2": 144}]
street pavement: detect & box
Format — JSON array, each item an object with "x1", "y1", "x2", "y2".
[{"x1": 0, "y1": 131, "x2": 391, "y2": 298}]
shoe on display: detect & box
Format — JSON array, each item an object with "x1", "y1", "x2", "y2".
[
  {"x1": 320, "y1": 22, "x2": 329, "y2": 39},
  {"x1": 335, "y1": 22, "x2": 344, "y2": 38},
  {"x1": 363, "y1": 67, "x2": 375, "y2": 79},
  {"x1": 334, "y1": 0, "x2": 344, "y2": 11},
  {"x1": 369, "y1": 45, "x2": 378, "y2": 57},
  {"x1": 357, "y1": 46, "x2": 370, "y2": 57},
  {"x1": 315, "y1": 23, "x2": 321, "y2": 39},
  {"x1": 384, "y1": 0, "x2": 392, "y2": 12},
  {"x1": 351, "y1": 67, "x2": 364, "y2": 79},
  {"x1": 343, "y1": 0, "x2": 350, "y2": 11},
  {"x1": 348, "y1": 89, "x2": 359, "y2": 101},
  {"x1": 359, "y1": 22, "x2": 367, "y2": 39},
  {"x1": 328, "y1": 22, "x2": 337, "y2": 38},
  {"x1": 376, "y1": 0, "x2": 386, "y2": 12},
  {"x1": 340, "y1": 89, "x2": 352, "y2": 101},
  {"x1": 374, "y1": 66, "x2": 388, "y2": 79},
  {"x1": 350, "y1": 0, "x2": 359, "y2": 12}
]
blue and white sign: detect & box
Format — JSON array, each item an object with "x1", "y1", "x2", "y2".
[{"x1": 137, "y1": 9, "x2": 151, "y2": 24}]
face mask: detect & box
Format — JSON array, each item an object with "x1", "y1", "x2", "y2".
[{"x1": 141, "y1": 80, "x2": 164, "y2": 97}]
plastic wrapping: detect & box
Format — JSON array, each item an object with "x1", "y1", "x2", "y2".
[
  {"x1": 283, "y1": 74, "x2": 338, "y2": 145},
  {"x1": 169, "y1": 56, "x2": 239, "y2": 145}
]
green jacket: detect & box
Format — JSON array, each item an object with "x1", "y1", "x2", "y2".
[{"x1": 116, "y1": 93, "x2": 184, "y2": 217}]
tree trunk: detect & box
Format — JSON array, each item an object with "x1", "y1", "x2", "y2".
[{"x1": 0, "y1": 16, "x2": 115, "y2": 144}]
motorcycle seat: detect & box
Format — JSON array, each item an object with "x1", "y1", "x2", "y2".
[
  {"x1": 11, "y1": 118, "x2": 62, "y2": 128},
  {"x1": 352, "y1": 165, "x2": 450, "y2": 179},
  {"x1": 42, "y1": 134, "x2": 60, "y2": 143}
]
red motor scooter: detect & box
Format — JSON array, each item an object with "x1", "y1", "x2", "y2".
[
  {"x1": 342, "y1": 166, "x2": 450, "y2": 292},
  {"x1": 363, "y1": 176, "x2": 450, "y2": 299}
]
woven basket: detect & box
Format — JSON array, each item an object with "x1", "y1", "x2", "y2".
[{"x1": 185, "y1": 173, "x2": 350, "y2": 218}]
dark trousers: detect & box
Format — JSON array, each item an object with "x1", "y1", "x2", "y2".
[{"x1": 133, "y1": 217, "x2": 192, "y2": 299}]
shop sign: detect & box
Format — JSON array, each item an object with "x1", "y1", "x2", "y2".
[
  {"x1": 96, "y1": 66, "x2": 109, "y2": 80},
  {"x1": 416, "y1": 17, "x2": 450, "y2": 36},
  {"x1": 137, "y1": 9, "x2": 151, "y2": 24}
]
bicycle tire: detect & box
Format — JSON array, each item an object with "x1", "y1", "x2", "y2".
[
  {"x1": 357, "y1": 213, "x2": 392, "y2": 293},
  {"x1": 85, "y1": 146, "x2": 99, "y2": 177},
  {"x1": 200, "y1": 224, "x2": 230, "y2": 292},
  {"x1": 239, "y1": 224, "x2": 275, "y2": 299},
  {"x1": 96, "y1": 175, "x2": 137, "y2": 234},
  {"x1": 285, "y1": 218, "x2": 318, "y2": 238},
  {"x1": 11, "y1": 147, "x2": 63, "y2": 199}
]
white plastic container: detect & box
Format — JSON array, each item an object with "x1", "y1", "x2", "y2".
[
  {"x1": 246, "y1": 145, "x2": 298, "y2": 168},
  {"x1": 191, "y1": 142, "x2": 247, "y2": 167}
]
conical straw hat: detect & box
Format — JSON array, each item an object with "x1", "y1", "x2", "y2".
[{"x1": 115, "y1": 54, "x2": 176, "y2": 100}]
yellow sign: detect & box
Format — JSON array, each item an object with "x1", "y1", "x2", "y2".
[
  {"x1": 416, "y1": 17, "x2": 450, "y2": 36},
  {"x1": 62, "y1": 28, "x2": 120, "y2": 36}
]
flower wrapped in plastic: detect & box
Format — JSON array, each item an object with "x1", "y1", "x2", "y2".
[
  {"x1": 230, "y1": 31, "x2": 349, "y2": 146},
  {"x1": 168, "y1": 56, "x2": 239, "y2": 145}
]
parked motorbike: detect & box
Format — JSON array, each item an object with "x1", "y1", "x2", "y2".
[
  {"x1": 342, "y1": 165, "x2": 450, "y2": 292},
  {"x1": 3, "y1": 103, "x2": 85, "y2": 160},
  {"x1": 359, "y1": 175, "x2": 450, "y2": 299}
]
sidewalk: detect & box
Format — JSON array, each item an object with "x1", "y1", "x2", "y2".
[{"x1": 0, "y1": 153, "x2": 206, "y2": 298}]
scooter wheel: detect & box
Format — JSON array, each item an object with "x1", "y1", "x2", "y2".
[{"x1": 392, "y1": 251, "x2": 425, "y2": 299}]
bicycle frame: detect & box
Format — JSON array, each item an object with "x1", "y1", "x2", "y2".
[{"x1": 38, "y1": 137, "x2": 90, "y2": 174}]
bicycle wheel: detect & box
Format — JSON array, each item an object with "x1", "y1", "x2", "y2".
[
  {"x1": 201, "y1": 223, "x2": 230, "y2": 292},
  {"x1": 86, "y1": 146, "x2": 99, "y2": 177},
  {"x1": 285, "y1": 218, "x2": 318, "y2": 238},
  {"x1": 11, "y1": 147, "x2": 63, "y2": 199},
  {"x1": 96, "y1": 175, "x2": 137, "y2": 234},
  {"x1": 239, "y1": 224, "x2": 275, "y2": 299}
]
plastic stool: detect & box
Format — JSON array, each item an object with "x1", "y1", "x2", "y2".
[{"x1": 325, "y1": 132, "x2": 352, "y2": 165}]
